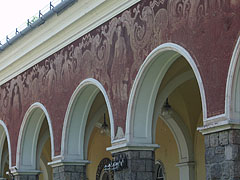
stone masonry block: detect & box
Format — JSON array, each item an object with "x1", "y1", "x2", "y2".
[
  {"x1": 219, "y1": 131, "x2": 229, "y2": 145},
  {"x1": 215, "y1": 146, "x2": 225, "y2": 154},
  {"x1": 136, "y1": 172, "x2": 153, "y2": 180},
  {"x1": 131, "y1": 159, "x2": 146, "y2": 172},
  {"x1": 145, "y1": 159, "x2": 154, "y2": 172},
  {"x1": 139, "y1": 151, "x2": 153, "y2": 159},
  {"x1": 225, "y1": 145, "x2": 239, "y2": 161},
  {"x1": 205, "y1": 130, "x2": 240, "y2": 180},
  {"x1": 205, "y1": 135, "x2": 210, "y2": 148},
  {"x1": 210, "y1": 133, "x2": 219, "y2": 147},
  {"x1": 14, "y1": 175, "x2": 38, "y2": 180},
  {"x1": 233, "y1": 161, "x2": 240, "y2": 177},
  {"x1": 125, "y1": 151, "x2": 140, "y2": 160},
  {"x1": 53, "y1": 167, "x2": 59, "y2": 174},
  {"x1": 205, "y1": 147, "x2": 215, "y2": 164},
  {"x1": 75, "y1": 165, "x2": 85, "y2": 173},
  {"x1": 113, "y1": 150, "x2": 154, "y2": 180},
  {"x1": 210, "y1": 163, "x2": 222, "y2": 179},
  {"x1": 53, "y1": 165, "x2": 86, "y2": 180},
  {"x1": 229, "y1": 130, "x2": 240, "y2": 145}
]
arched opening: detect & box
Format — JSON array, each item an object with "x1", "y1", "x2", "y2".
[
  {"x1": 16, "y1": 103, "x2": 54, "y2": 179},
  {"x1": 126, "y1": 43, "x2": 206, "y2": 180},
  {"x1": 85, "y1": 92, "x2": 113, "y2": 180},
  {"x1": 0, "y1": 121, "x2": 11, "y2": 179},
  {"x1": 61, "y1": 79, "x2": 114, "y2": 180}
]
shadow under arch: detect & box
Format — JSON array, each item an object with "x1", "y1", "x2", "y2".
[
  {"x1": 16, "y1": 102, "x2": 54, "y2": 171},
  {"x1": 61, "y1": 78, "x2": 114, "y2": 162},
  {"x1": 0, "y1": 120, "x2": 12, "y2": 174},
  {"x1": 225, "y1": 36, "x2": 240, "y2": 122},
  {"x1": 125, "y1": 42, "x2": 207, "y2": 144},
  {"x1": 152, "y1": 70, "x2": 195, "y2": 164}
]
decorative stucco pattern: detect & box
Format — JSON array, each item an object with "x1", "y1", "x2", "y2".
[{"x1": 0, "y1": 0, "x2": 239, "y2": 165}]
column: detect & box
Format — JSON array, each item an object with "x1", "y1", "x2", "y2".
[
  {"x1": 14, "y1": 175, "x2": 39, "y2": 180},
  {"x1": 49, "y1": 159, "x2": 89, "y2": 180},
  {"x1": 176, "y1": 162, "x2": 195, "y2": 180},
  {"x1": 11, "y1": 170, "x2": 40, "y2": 180},
  {"x1": 52, "y1": 165, "x2": 86, "y2": 180},
  {"x1": 112, "y1": 150, "x2": 155, "y2": 180},
  {"x1": 204, "y1": 129, "x2": 240, "y2": 179}
]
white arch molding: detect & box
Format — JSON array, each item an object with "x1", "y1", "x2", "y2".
[
  {"x1": 15, "y1": 102, "x2": 54, "y2": 172},
  {"x1": 125, "y1": 43, "x2": 207, "y2": 144},
  {"x1": 61, "y1": 78, "x2": 114, "y2": 163},
  {"x1": 225, "y1": 36, "x2": 240, "y2": 123},
  {"x1": 0, "y1": 120, "x2": 12, "y2": 174}
]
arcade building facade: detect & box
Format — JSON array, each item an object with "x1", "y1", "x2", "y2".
[{"x1": 0, "y1": 0, "x2": 240, "y2": 179}]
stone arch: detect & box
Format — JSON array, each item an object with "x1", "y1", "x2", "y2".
[
  {"x1": 225, "y1": 36, "x2": 240, "y2": 122},
  {"x1": 61, "y1": 78, "x2": 114, "y2": 162},
  {"x1": 0, "y1": 120, "x2": 12, "y2": 175},
  {"x1": 16, "y1": 102, "x2": 54, "y2": 171},
  {"x1": 126, "y1": 43, "x2": 207, "y2": 144}
]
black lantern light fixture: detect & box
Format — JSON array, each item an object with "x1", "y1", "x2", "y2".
[
  {"x1": 163, "y1": 98, "x2": 171, "y2": 111},
  {"x1": 100, "y1": 113, "x2": 109, "y2": 134}
]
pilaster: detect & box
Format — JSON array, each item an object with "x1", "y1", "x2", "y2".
[
  {"x1": 203, "y1": 129, "x2": 240, "y2": 179},
  {"x1": 112, "y1": 150, "x2": 155, "y2": 180},
  {"x1": 49, "y1": 158, "x2": 89, "y2": 180}
]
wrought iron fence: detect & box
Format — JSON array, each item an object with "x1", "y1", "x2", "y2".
[{"x1": 0, "y1": 0, "x2": 76, "y2": 52}]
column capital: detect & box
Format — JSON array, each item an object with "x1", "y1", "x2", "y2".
[
  {"x1": 198, "y1": 121, "x2": 240, "y2": 135},
  {"x1": 9, "y1": 167, "x2": 41, "y2": 176},
  {"x1": 48, "y1": 156, "x2": 90, "y2": 168},
  {"x1": 107, "y1": 143, "x2": 159, "y2": 154}
]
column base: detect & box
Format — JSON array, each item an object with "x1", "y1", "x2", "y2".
[
  {"x1": 49, "y1": 159, "x2": 89, "y2": 180},
  {"x1": 52, "y1": 165, "x2": 86, "y2": 180},
  {"x1": 204, "y1": 129, "x2": 240, "y2": 179},
  {"x1": 112, "y1": 150, "x2": 155, "y2": 180},
  {"x1": 14, "y1": 175, "x2": 39, "y2": 180},
  {"x1": 10, "y1": 169, "x2": 40, "y2": 180}
]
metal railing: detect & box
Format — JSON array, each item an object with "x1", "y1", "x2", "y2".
[{"x1": 0, "y1": 0, "x2": 77, "y2": 52}]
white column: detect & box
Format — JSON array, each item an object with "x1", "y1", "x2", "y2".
[{"x1": 176, "y1": 161, "x2": 195, "y2": 180}]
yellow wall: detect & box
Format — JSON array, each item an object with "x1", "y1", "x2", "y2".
[
  {"x1": 37, "y1": 119, "x2": 52, "y2": 180},
  {"x1": 87, "y1": 127, "x2": 112, "y2": 180},
  {"x1": 156, "y1": 56, "x2": 205, "y2": 179},
  {"x1": 155, "y1": 117, "x2": 179, "y2": 179},
  {"x1": 195, "y1": 115, "x2": 206, "y2": 180}
]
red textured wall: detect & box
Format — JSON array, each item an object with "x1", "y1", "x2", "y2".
[{"x1": 0, "y1": 0, "x2": 240, "y2": 165}]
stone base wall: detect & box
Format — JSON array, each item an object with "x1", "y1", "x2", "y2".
[
  {"x1": 14, "y1": 175, "x2": 38, "y2": 180},
  {"x1": 205, "y1": 129, "x2": 240, "y2": 179},
  {"x1": 53, "y1": 165, "x2": 86, "y2": 180},
  {"x1": 113, "y1": 150, "x2": 155, "y2": 180}
]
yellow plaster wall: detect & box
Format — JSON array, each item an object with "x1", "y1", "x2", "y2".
[
  {"x1": 155, "y1": 118, "x2": 179, "y2": 180},
  {"x1": 195, "y1": 115, "x2": 206, "y2": 180},
  {"x1": 37, "y1": 119, "x2": 52, "y2": 180},
  {"x1": 39, "y1": 138, "x2": 52, "y2": 180},
  {"x1": 157, "y1": 57, "x2": 205, "y2": 179},
  {"x1": 87, "y1": 127, "x2": 112, "y2": 180}
]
